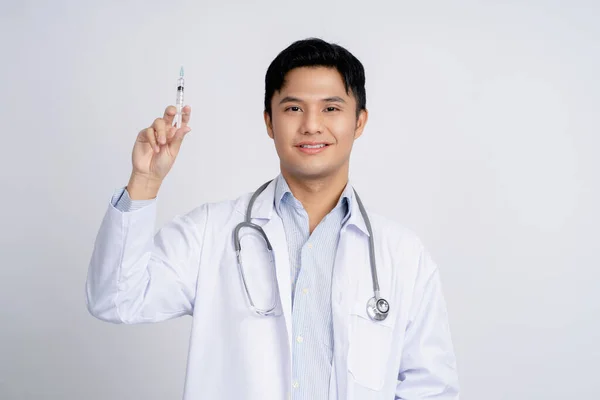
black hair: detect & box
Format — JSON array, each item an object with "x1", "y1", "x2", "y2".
[{"x1": 264, "y1": 38, "x2": 366, "y2": 118}]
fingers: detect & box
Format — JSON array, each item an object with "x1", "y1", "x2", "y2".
[
  {"x1": 152, "y1": 118, "x2": 168, "y2": 146},
  {"x1": 167, "y1": 124, "x2": 177, "y2": 141},
  {"x1": 145, "y1": 127, "x2": 160, "y2": 153},
  {"x1": 169, "y1": 105, "x2": 191, "y2": 141},
  {"x1": 169, "y1": 125, "x2": 192, "y2": 154},
  {"x1": 180, "y1": 105, "x2": 191, "y2": 128},
  {"x1": 139, "y1": 105, "x2": 191, "y2": 154},
  {"x1": 163, "y1": 105, "x2": 177, "y2": 127},
  {"x1": 173, "y1": 125, "x2": 192, "y2": 141}
]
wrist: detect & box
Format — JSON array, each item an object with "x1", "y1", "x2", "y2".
[{"x1": 127, "y1": 173, "x2": 162, "y2": 200}]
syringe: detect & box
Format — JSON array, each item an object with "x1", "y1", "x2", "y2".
[{"x1": 175, "y1": 66, "x2": 184, "y2": 128}]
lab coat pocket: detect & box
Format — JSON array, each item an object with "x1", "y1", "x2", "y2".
[{"x1": 347, "y1": 302, "x2": 394, "y2": 391}]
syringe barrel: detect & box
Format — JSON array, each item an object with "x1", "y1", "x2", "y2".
[{"x1": 175, "y1": 75, "x2": 184, "y2": 127}]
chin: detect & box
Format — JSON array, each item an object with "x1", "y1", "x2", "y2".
[{"x1": 283, "y1": 164, "x2": 339, "y2": 181}]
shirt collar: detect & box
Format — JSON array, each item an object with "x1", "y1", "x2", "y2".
[
  {"x1": 243, "y1": 176, "x2": 369, "y2": 236},
  {"x1": 274, "y1": 173, "x2": 353, "y2": 224}
]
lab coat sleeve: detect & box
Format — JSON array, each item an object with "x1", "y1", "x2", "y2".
[
  {"x1": 112, "y1": 186, "x2": 155, "y2": 212},
  {"x1": 85, "y1": 189, "x2": 205, "y2": 324},
  {"x1": 395, "y1": 247, "x2": 460, "y2": 399}
]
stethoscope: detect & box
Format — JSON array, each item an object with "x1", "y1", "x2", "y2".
[{"x1": 233, "y1": 180, "x2": 390, "y2": 322}]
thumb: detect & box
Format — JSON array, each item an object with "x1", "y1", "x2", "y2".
[{"x1": 169, "y1": 126, "x2": 191, "y2": 153}]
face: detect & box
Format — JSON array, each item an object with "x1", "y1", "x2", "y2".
[{"x1": 264, "y1": 66, "x2": 368, "y2": 182}]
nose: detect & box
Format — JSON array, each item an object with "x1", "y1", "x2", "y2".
[{"x1": 300, "y1": 108, "x2": 323, "y2": 135}]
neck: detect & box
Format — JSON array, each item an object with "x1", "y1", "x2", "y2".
[{"x1": 281, "y1": 167, "x2": 349, "y2": 233}]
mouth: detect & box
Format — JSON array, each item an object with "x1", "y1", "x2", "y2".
[{"x1": 295, "y1": 142, "x2": 331, "y2": 154}]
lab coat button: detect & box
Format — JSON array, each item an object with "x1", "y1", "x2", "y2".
[{"x1": 292, "y1": 380, "x2": 299, "y2": 388}]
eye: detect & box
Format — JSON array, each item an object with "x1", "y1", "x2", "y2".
[
  {"x1": 325, "y1": 106, "x2": 339, "y2": 112},
  {"x1": 285, "y1": 106, "x2": 301, "y2": 112}
]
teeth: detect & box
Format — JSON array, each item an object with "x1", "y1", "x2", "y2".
[{"x1": 300, "y1": 144, "x2": 326, "y2": 148}]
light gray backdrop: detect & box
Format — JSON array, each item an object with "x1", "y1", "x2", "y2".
[{"x1": 1, "y1": 0, "x2": 598, "y2": 399}]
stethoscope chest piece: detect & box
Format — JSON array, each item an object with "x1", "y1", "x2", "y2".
[{"x1": 366, "y1": 296, "x2": 390, "y2": 321}]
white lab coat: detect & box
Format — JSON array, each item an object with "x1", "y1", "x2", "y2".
[{"x1": 85, "y1": 178, "x2": 459, "y2": 399}]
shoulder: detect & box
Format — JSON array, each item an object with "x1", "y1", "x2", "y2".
[
  {"x1": 366, "y1": 209, "x2": 426, "y2": 255},
  {"x1": 365, "y1": 209, "x2": 439, "y2": 274},
  {"x1": 366, "y1": 210, "x2": 441, "y2": 294},
  {"x1": 181, "y1": 190, "x2": 255, "y2": 225}
]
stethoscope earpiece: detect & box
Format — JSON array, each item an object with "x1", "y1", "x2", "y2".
[{"x1": 366, "y1": 296, "x2": 389, "y2": 321}]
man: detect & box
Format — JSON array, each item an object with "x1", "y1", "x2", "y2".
[{"x1": 86, "y1": 38, "x2": 459, "y2": 399}]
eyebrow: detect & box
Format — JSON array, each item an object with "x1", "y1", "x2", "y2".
[{"x1": 278, "y1": 96, "x2": 347, "y2": 105}]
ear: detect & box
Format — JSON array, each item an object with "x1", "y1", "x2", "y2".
[
  {"x1": 353, "y1": 108, "x2": 368, "y2": 140},
  {"x1": 264, "y1": 110, "x2": 274, "y2": 139}
]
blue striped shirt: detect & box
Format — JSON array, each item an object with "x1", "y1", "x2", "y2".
[
  {"x1": 112, "y1": 174, "x2": 352, "y2": 399},
  {"x1": 273, "y1": 175, "x2": 351, "y2": 399}
]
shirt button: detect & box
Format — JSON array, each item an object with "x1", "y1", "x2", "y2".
[
  {"x1": 307, "y1": 243, "x2": 313, "y2": 249},
  {"x1": 296, "y1": 335, "x2": 304, "y2": 343},
  {"x1": 302, "y1": 288, "x2": 309, "y2": 294},
  {"x1": 292, "y1": 380, "x2": 299, "y2": 389}
]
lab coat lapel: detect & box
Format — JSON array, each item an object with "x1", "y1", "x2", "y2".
[
  {"x1": 331, "y1": 187, "x2": 370, "y2": 400},
  {"x1": 248, "y1": 179, "x2": 293, "y2": 364},
  {"x1": 261, "y1": 215, "x2": 292, "y2": 353},
  {"x1": 331, "y1": 228, "x2": 351, "y2": 400}
]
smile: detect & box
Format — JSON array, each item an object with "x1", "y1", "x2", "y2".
[{"x1": 296, "y1": 143, "x2": 330, "y2": 154}]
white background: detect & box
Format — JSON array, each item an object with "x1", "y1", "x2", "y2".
[{"x1": 1, "y1": 1, "x2": 598, "y2": 399}]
